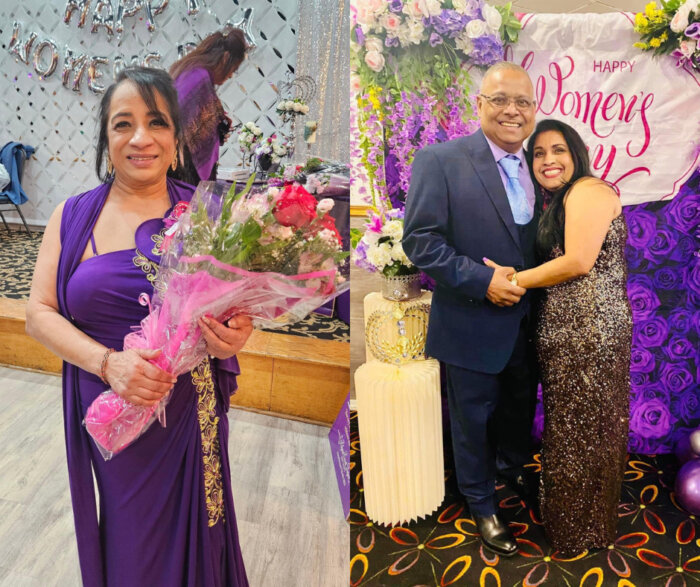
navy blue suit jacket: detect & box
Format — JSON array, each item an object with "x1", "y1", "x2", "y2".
[{"x1": 403, "y1": 130, "x2": 541, "y2": 374}]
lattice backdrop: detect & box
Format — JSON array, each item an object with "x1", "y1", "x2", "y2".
[{"x1": 0, "y1": 0, "x2": 300, "y2": 225}]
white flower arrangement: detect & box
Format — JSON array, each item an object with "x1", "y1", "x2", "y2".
[
  {"x1": 276, "y1": 98, "x2": 310, "y2": 115},
  {"x1": 238, "y1": 121, "x2": 264, "y2": 155},
  {"x1": 351, "y1": 209, "x2": 416, "y2": 277},
  {"x1": 254, "y1": 134, "x2": 289, "y2": 165}
]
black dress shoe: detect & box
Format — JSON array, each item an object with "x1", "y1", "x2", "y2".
[{"x1": 474, "y1": 514, "x2": 518, "y2": 557}]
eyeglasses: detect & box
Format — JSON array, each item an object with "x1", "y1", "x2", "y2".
[{"x1": 479, "y1": 94, "x2": 536, "y2": 110}]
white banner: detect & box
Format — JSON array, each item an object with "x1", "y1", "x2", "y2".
[{"x1": 505, "y1": 12, "x2": 700, "y2": 206}]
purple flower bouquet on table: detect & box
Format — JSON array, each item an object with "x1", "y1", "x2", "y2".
[{"x1": 84, "y1": 179, "x2": 349, "y2": 460}]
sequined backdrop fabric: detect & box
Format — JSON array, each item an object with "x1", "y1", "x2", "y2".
[{"x1": 295, "y1": 0, "x2": 349, "y2": 164}]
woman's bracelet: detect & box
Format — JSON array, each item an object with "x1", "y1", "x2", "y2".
[{"x1": 99, "y1": 348, "x2": 116, "y2": 385}]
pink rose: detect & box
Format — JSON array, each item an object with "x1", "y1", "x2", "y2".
[{"x1": 364, "y1": 50, "x2": 385, "y2": 73}]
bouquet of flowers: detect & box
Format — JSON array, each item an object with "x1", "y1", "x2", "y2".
[
  {"x1": 351, "y1": 207, "x2": 416, "y2": 277},
  {"x1": 84, "y1": 178, "x2": 349, "y2": 459},
  {"x1": 237, "y1": 121, "x2": 263, "y2": 157},
  {"x1": 633, "y1": 0, "x2": 700, "y2": 69}
]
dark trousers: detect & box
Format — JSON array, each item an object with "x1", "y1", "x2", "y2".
[{"x1": 445, "y1": 320, "x2": 536, "y2": 516}]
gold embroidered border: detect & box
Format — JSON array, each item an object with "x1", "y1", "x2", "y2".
[{"x1": 191, "y1": 358, "x2": 225, "y2": 527}]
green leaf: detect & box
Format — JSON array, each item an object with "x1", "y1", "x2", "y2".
[{"x1": 350, "y1": 227, "x2": 363, "y2": 249}]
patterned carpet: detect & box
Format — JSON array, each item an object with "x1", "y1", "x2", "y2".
[
  {"x1": 350, "y1": 411, "x2": 700, "y2": 587},
  {"x1": 0, "y1": 229, "x2": 349, "y2": 342}
]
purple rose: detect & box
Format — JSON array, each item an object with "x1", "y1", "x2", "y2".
[
  {"x1": 668, "y1": 235, "x2": 695, "y2": 264},
  {"x1": 669, "y1": 308, "x2": 693, "y2": 334},
  {"x1": 642, "y1": 227, "x2": 680, "y2": 263},
  {"x1": 672, "y1": 389, "x2": 700, "y2": 423},
  {"x1": 624, "y1": 207, "x2": 657, "y2": 248},
  {"x1": 635, "y1": 316, "x2": 670, "y2": 347},
  {"x1": 635, "y1": 382, "x2": 670, "y2": 403},
  {"x1": 666, "y1": 192, "x2": 699, "y2": 234},
  {"x1": 429, "y1": 32, "x2": 444, "y2": 46},
  {"x1": 659, "y1": 362, "x2": 694, "y2": 394},
  {"x1": 652, "y1": 266, "x2": 685, "y2": 290},
  {"x1": 664, "y1": 336, "x2": 695, "y2": 361},
  {"x1": 625, "y1": 246, "x2": 648, "y2": 271},
  {"x1": 688, "y1": 261, "x2": 700, "y2": 297},
  {"x1": 630, "y1": 347, "x2": 656, "y2": 373},
  {"x1": 630, "y1": 399, "x2": 676, "y2": 439},
  {"x1": 627, "y1": 274, "x2": 661, "y2": 319},
  {"x1": 630, "y1": 371, "x2": 650, "y2": 389}
]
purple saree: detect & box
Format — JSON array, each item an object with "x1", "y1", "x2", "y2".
[
  {"x1": 173, "y1": 67, "x2": 226, "y2": 184},
  {"x1": 56, "y1": 178, "x2": 248, "y2": 587}
]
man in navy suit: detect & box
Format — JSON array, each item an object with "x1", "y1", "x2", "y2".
[{"x1": 403, "y1": 62, "x2": 540, "y2": 557}]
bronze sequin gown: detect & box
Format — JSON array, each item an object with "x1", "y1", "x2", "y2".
[{"x1": 536, "y1": 214, "x2": 632, "y2": 556}]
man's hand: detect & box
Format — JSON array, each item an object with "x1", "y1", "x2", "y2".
[{"x1": 484, "y1": 260, "x2": 526, "y2": 307}]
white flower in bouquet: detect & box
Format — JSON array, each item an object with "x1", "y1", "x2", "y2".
[
  {"x1": 367, "y1": 241, "x2": 393, "y2": 269},
  {"x1": 293, "y1": 102, "x2": 303, "y2": 112},
  {"x1": 466, "y1": 19, "x2": 488, "y2": 39},
  {"x1": 390, "y1": 242, "x2": 411, "y2": 265},
  {"x1": 319, "y1": 228, "x2": 340, "y2": 247},
  {"x1": 285, "y1": 100, "x2": 295, "y2": 110},
  {"x1": 276, "y1": 101, "x2": 286, "y2": 111},
  {"x1": 317, "y1": 198, "x2": 335, "y2": 214},
  {"x1": 404, "y1": 18, "x2": 426, "y2": 45},
  {"x1": 452, "y1": 0, "x2": 469, "y2": 14},
  {"x1": 364, "y1": 36, "x2": 384, "y2": 53},
  {"x1": 245, "y1": 121, "x2": 255, "y2": 131},
  {"x1": 382, "y1": 219, "x2": 404, "y2": 241},
  {"x1": 679, "y1": 39, "x2": 697, "y2": 57},
  {"x1": 253, "y1": 126, "x2": 263, "y2": 136},
  {"x1": 301, "y1": 104, "x2": 310, "y2": 114},
  {"x1": 364, "y1": 50, "x2": 386, "y2": 72},
  {"x1": 482, "y1": 4, "x2": 503, "y2": 33},
  {"x1": 380, "y1": 12, "x2": 402, "y2": 34}
]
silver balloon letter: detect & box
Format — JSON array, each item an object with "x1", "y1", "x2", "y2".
[
  {"x1": 115, "y1": 0, "x2": 143, "y2": 34},
  {"x1": 186, "y1": 0, "x2": 199, "y2": 16},
  {"x1": 91, "y1": 0, "x2": 115, "y2": 38},
  {"x1": 62, "y1": 48, "x2": 89, "y2": 93},
  {"x1": 144, "y1": 0, "x2": 169, "y2": 32},
  {"x1": 8, "y1": 22, "x2": 37, "y2": 65},
  {"x1": 64, "y1": 0, "x2": 91, "y2": 28},
  {"x1": 177, "y1": 42, "x2": 197, "y2": 59},
  {"x1": 226, "y1": 7, "x2": 257, "y2": 52},
  {"x1": 88, "y1": 56, "x2": 109, "y2": 93},
  {"x1": 142, "y1": 52, "x2": 162, "y2": 68},
  {"x1": 32, "y1": 39, "x2": 60, "y2": 78}
]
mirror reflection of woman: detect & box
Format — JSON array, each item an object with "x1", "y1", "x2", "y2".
[
  {"x1": 26, "y1": 67, "x2": 252, "y2": 586},
  {"x1": 486, "y1": 119, "x2": 632, "y2": 557}
]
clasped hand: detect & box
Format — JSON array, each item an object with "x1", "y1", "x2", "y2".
[
  {"x1": 106, "y1": 315, "x2": 253, "y2": 407},
  {"x1": 483, "y1": 258, "x2": 525, "y2": 307}
]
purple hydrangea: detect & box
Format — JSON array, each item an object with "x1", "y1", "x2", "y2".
[
  {"x1": 429, "y1": 32, "x2": 444, "y2": 47},
  {"x1": 469, "y1": 34, "x2": 504, "y2": 67},
  {"x1": 430, "y1": 10, "x2": 470, "y2": 37}
]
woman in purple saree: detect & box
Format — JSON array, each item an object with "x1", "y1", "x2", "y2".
[
  {"x1": 26, "y1": 67, "x2": 250, "y2": 586},
  {"x1": 170, "y1": 29, "x2": 248, "y2": 185}
]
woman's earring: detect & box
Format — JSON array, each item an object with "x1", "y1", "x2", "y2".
[
  {"x1": 171, "y1": 151, "x2": 178, "y2": 171},
  {"x1": 106, "y1": 156, "x2": 114, "y2": 176}
]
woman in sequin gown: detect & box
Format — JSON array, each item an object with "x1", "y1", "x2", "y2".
[{"x1": 485, "y1": 119, "x2": 632, "y2": 556}]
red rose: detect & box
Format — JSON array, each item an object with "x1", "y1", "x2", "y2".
[
  {"x1": 273, "y1": 184, "x2": 317, "y2": 229},
  {"x1": 317, "y1": 214, "x2": 342, "y2": 245}
]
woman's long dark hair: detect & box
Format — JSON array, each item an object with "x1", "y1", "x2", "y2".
[
  {"x1": 95, "y1": 67, "x2": 183, "y2": 182},
  {"x1": 169, "y1": 29, "x2": 247, "y2": 85},
  {"x1": 526, "y1": 119, "x2": 593, "y2": 259}
]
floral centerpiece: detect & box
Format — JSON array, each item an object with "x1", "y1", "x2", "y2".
[
  {"x1": 351, "y1": 207, "x2": 415, "y2": 277},
  {"x1": 276, "y1": 98, "x2": 310, "y2": 121},
  {"x1": 254, "y1": 134, "x2": 289, "y2": 172},
  {"x1": 84, "y1": 178, "x2": 348, "y2": 460},
  {"x1": 633, "y1": 0, "x2": 700, "y2": 69}
]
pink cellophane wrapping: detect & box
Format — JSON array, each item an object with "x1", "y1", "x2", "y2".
[{"x1": 84, "y1": 180, "x2": 349, "y2": 460}]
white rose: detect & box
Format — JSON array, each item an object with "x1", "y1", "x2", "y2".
[
  {"x1": 671, "y1": 4, "x2": 691, "y2": 32},
  {"x1": 253, "y1": 126, "x2": 263, "y2": 136},
  {"x1": 422, "y1": 0, "x2": 442, "y2": 17},
  {"x1": 481, "y1": 4, "x2": 502, "y2": 33},
  {"x1": 466, "y1": 19, "x2": 488, "y2": 39},
  {"x1": 402, "y1": 1, "x2": 423, "y2": 18},
  {"x1": 245, "y1": 121, "x2": 255, "y2": 130},
  {"x1": 317, "y1": 198, "x2": 335, "y2": 213},
  {"x1": 301, "y1": 104, "x2": 310, "y2": 114},
  {"x1": 362, "y1": 230, "x2": 380, "y2": 245},
  {"x1": 364, "y1": 36, "x2": 384, "y2": 53},
  {"x1": 276, "y1": 102, "x2": 285, "y2": 110},
  {"x1": 364, "y1": 50, "x2": 386, "y2": 73},
  {"x1": 293, "y1": 102, "x2": 303, "y2": 112},
  {"x1": 367, "y1": 242, "x2": 393, "y2": 269},
  {"x1": 405, "y1": 18, "x2": 426, "y2": 44},
  {"x1": 455, "y1": 31, "x2": 474, "y2": 53},
  {"x1": 452, "y1": 0, "x2": 468, "y2": 13},
  {"x1": 391, "y1": 242, "x2": 411, "y2": 264},
  {"x1": 284, "y1": 100, "x2": 294, "y2": 110}
]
